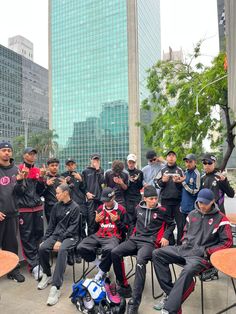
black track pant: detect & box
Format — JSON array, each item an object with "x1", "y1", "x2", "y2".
[
  {"x1": 19, "y1": 210, "x2": 44, "y2": 270},
  {"x1": 112, "y1": 238, "x2": 154, "y2": 307},
  {"x1": 39, "y1": 236, "x2": 77, "y2": 288},
  {"x1": 0, "y1": 216, "x2": 18, "y2": 254},
  {"x1": 152, "y1": 246, "x2": 209, "y2": 313},
  {"x1": 86, "y1": 200, "x2": 101, "y2": 236},
  {"x1": 125, "y1": 199, "x2": 141, "y2": 227},
  {"x1": 77, "y1": 234, "x2": 120, "y2": 273},
  {"x1": 161, "y1": 202, "x2": 183, "y2": 245}
]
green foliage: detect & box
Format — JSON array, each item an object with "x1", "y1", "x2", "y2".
[
  {"x1": 13, "y1": 129, "x2": 58, "y2": 165},
  {"x1": 140, "y1": 45, "x2": 232, "y2": 166}
]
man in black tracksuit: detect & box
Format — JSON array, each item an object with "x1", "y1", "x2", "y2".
[
  {"x1": 61, "y1": 158, "x2": 87, "y2": 239},
  {"x1": 125, "y1": 154, "x2": 143, "y2": 226},
  {"x1": 14, "y1": 147, "x2": 45, "y2": 279},
  {"x1": 0, "y1": 141, "x2": 25, "y2": 282},
  {"x1": 41, "y1": 158, "x2": 62, "y2": 223},
  {"x1": 112, "y1": 186, "x2": 175, "y2": 314},
  {"x1": 201, "y1": 153, "x2": 235, "y2": 214},
  {"x1": 38, "y1": 184, "x2": 80, "y2": 306},
  {"x1": 152, "y1": 188, "x2": 233, "y2": 314},
  {"x1": 82, "y1": 153, "x2": 104, "y2": 235},
  {"x1": 154, "y1": 151, "x2": 185, "y2": 245}
]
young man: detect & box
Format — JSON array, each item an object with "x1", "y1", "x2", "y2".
[
  {"x1": 41, "y1": 158, "x2": 62, "y2": 223},
  {"x1": 154, "y1": 151, "x2": 185, "y2": 245},
  {"x1": 152, "y1": 189, "x2": 233, "y2": 314},
  {"x1": 111, "y1": 186, "x2": 175, "y2": 314},
  {"x1": 77, "y1": 187, "x2": 127, "y2": 281},
  {"x1": 142, "y1": 150, "x2": 165, "y2": 188},
  {"x1": 201, "y1": 153, "x2": 234, "y2": 214},
  {"x1": 61, "y1": 158, "x2": 87, "y2": 239},
  {"x1": 180, "y1": 153, "x2": 200, "y2": 227},
  {"x1": 104, "y1": 160, "x2": 128, "y2": 207},
  {"x1": 0, "y1": 141, "x2": 25, "y2": 282},
  {"x1": 37, "y1": 184, "x2": 80, "y2": 306},
  {"x1": 125, "y1": 154, "x2": 143, "y2": 225},
  {"x1": 82, "y1": 153, "x2": 104, "y2": 235},
  {"x1": 14, "y1": 147, "x2": 46, "y2": 280}
]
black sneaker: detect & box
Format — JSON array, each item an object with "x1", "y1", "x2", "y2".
[
  {"x1": 127, "y1": 299, "x2": 139, "y2": 314},
  {"x1": 7, "y1": 268, "x2": 25, "y2": 283},
  {"x1": 117, "y1": 284, "x2": 132, "y2": 298}
]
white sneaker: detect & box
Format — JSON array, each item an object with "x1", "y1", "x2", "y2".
[
  {"x1": 47, "y1": 286, "x2": 61, "y2": 306},
  {"x1": 83, "y1": 292, "x2": 95, "y2": 310},
  {"x1": 94, "y1": 268, "x2": 105, "y2": 281},
  {"x1": 153, "y1": 293, "x2": 168, "y2": 311},
  {"x1": 37, "y1": 273, "x2": 52, "y2": 290},
  {"x1": 32, "y1": 265, "x2": 43, "y2": 281}
]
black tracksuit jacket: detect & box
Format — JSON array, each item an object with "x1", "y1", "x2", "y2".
[
  {"x1": 130, "y1": 201, "x2": 176, "y2": 247},
  {"x1": 41, "y1": 174, "x2": 61, "y2": 206},
  {"x1": 43, "y1": 200, "x2": 80, "y2": 242},
  {"x1": 61, "y1": 171, "x2": 86, "y2": 206},
  {"x1": 82, "y1": 167, "x2": 104, "y2": 201}
]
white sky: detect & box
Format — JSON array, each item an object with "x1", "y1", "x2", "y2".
[{"x1": 0, "y1": 0, "x2": 219, "y2": 69}]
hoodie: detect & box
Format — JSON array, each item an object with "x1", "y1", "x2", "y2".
[{"x1": 0, "y1": 161, "x2": 18, "y2": 217}]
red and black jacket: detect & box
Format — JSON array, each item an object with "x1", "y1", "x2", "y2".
[
  {"x1": 130, "y1": 201, "x2": 176, "y2": 247},
  {"x1": 95, "y1": 201, "x2": 127, "y2": 240},
  {"x1": 181, "y1": 203, "x2": 233, "y2": 257}
]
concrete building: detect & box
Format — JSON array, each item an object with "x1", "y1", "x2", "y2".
[
  {"x1": 0, "y1": 43, "x2": 48, "y2": 143},
  {"x1": 8, "y1": 35, "x2": 34, "y2": 62},
  {"x1": 49, "y1": 0, "x2": 161, "y2": 170}
]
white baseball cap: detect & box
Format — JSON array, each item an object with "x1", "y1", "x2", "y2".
[{"x1": 127, "y1": 154, "x2": 137, "y2": 162}]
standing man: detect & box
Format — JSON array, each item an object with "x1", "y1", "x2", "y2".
[
  {"x1": 0, "y1": 141, "x2": 25, "y2": 282},
  {"x1": 180, "y1": 153, "x2": 200, "y2": 227},
  {"x1": 201, "y1": 153, "x2": 235, "y2": 214},
  {"x1": 14, "y1": 147, "x2": 45, "y2": 280},
  {"x1": 61, "y1": 158, "x2": 87, "y2": 239},
  {"x1": 154, "y1": 151, "x2": 185, "y2": 245},
  {"x1": 82, "y1": 153, "x2": 104, "y2": 235},
  {"x1": 104, "y1": 160, "x2": 128, "y2": 208},
  {"x1": 142, "y1": 150, "x2": 165, "y2": 188},
  {"x1": 125, "y1": 154, "x2": 143, "y2": 226}
]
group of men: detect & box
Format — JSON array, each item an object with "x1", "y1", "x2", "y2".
[{"x1": 0, "y1": 141, "x2": 234, "y2": 313}]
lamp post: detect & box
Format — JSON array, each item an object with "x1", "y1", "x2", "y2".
[{"x1": 195, "y1": 74, "x2": 228, "y2": 116}]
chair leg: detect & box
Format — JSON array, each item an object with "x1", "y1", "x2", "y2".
[
  {"x1": 172, "y1": 264, "x2": 177, "y2": 281},
  {"x1": 151, "y1": 261, "x2": 163, "y2": 299},
  {"x1": 126, "y1": 256, "x2": 135, "y2": 279},
  {"x1": 200, "y1": 276, "x2": 204, "y2": 314}
]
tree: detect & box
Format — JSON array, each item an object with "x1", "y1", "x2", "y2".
[
  {"x1": 140, "y1": 43, "x2": 235, "y2": 170},
  {"x1": 13, "y1": 130, "x2": 58, "y2": 165}
]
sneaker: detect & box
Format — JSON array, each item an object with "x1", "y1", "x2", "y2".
[
  {"x1": 83, "y1": 292, "x2": 95, "y2": 310},
  {"x1": 94, "y1": 268, "x2": 105, "y2": 281},
  {"x1": 117, "y1": 284, "x2": 132, "y2": 298},
  {"x1": 105, "y1": 283, "x2": 121, "y2": 304},
  {"x1": 7, "y1": 268, "x2": 25, "y2": 283},
  {"x1": 37, "y1": 273, "x2": 52, "y2": 290},
  {"x1": 32, "y1": 265, "x2": 43, "y2": 281},
  {"x1": 47, "y1": 286, "x2": 61, "y2": 306},
  {"x1": 161, "y1": 310, "x2": 169, "y2": 314},
  {"x1": 153, "y1": 294, "x2": 168, "y2": 311},
  {"x1": 127, "y1": 299, "x2": 139, "y2": 314}
]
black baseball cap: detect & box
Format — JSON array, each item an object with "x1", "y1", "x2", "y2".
[
  {"x1": 183, "y1": 153, "x2": 196, "y2": 161},
  {"x1": 47, "y1": 157, "x2": 60, "y2": 165},
  {"x1": 197, "y1": 188, "x2": 215, "y2": 205},
  {"x1": 166, "y1": 150, "x2": 176, "y2": 156},
  {"x1": 90, "y1": 153, "x2": 101, "y2": 160},
  {"x1": 201, "y1": 153, "x2": 216, "y2": 162},
  {"x1": 146, "y1": 150, "x2": 157, "y2": 160},
  {"x1": 23, "y1": 147, "x2": 37, "y2": 154},
  {"x1": 0, "y1": 141, "x2": 13, "y2": 150},
  {"x1": 65, "y1": 158, "x2": 76, "y2": 165},
  {"x1": 101, "y1": 187, "x2": 115, "y2": 202}
]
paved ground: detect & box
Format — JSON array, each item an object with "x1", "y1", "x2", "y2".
[{"x1": 0, "y1": 197, "x2": 235, "y2": 314}]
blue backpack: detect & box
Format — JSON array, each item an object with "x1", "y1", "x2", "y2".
[{"x1": 70, "y1": 279, "x2": 87, "y2": 304}]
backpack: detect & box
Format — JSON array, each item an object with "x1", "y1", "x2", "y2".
[
  {"x1": 70, "y1": 279, "x2": 87, "y2": 305},
  {"x1": 82, "y1": 278, "x2": 106, "y2": 304}
]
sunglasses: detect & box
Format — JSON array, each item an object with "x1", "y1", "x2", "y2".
[
  {"x1": 149, "y1": 157, "x2": 157, "y2": 162},
  {"x1": 202, "y1": 161, "x2": 213, "y2": 165}
]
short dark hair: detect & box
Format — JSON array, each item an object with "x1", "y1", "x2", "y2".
[
  {"x1": 112, "y1": 160, "x2": 124, "y2": 174},
  {"x1": 146, "y1": 150, "x2": 157, "y2": 160},
  {"x1": 57, "y1": 183, "x2": 70, "y2": 193},
  {"x1": 47, "y1": 157, "x2": 60, "y2": 165}
]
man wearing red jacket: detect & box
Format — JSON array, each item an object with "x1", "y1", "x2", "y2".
[{"x1": 152, "y1": 188, "x2": 233, "y2": 314}]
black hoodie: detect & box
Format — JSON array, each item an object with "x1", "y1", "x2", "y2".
[
  {"x1": 82, "y1": 166, "x2": 104, "y2": 201},
  {"x1": 0, "y1": 161, "x2": 18, "y2": 217}
]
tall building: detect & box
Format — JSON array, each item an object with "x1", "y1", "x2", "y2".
[
  {"x1": 49, "y1": 0, "x2": 161, "y2": 170},
  {"x1": 0, "y1": 43, "x2": 48, "y2": 143},
  {"x1": 8, "y1": 35, "x2": 34, "y2": 62}
]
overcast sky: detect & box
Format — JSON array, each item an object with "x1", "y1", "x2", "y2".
[{"x1": 0, "y1": 0, "x2": 219, "y2": 69}]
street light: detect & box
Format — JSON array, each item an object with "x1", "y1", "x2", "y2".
[{"x1": 195, "y1": 74, "x2": 228, "y2": 116}]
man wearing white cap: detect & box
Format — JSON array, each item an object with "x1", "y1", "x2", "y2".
[{"x1": 125, "y1": 154, "x2": 143, "y2": 225}]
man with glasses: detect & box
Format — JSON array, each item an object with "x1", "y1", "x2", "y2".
[
  {"x1": 180, "y1": 154, "x2": 200, "y2": 228},
  {"x1": 142, "y1": 150, "x2": 165, "y2": 188},
  {"x1": 201, "y1": 153, "x2": 234, "y2": 213}
]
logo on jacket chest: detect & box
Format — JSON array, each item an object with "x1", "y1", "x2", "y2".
[
  {"x1": 153, "y1": 213, "x2": 158, "y2": 219},
  {"x1": 208, "y1": 218, "x2": 213, "y2": 225}
]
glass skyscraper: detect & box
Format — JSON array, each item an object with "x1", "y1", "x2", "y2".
[{"x1": 49, "y1": 0, "x2": 161, "y2": 170}]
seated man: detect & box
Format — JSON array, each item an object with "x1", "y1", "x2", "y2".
[
  {"x1": 77, "y1": 187, "x2": 127, "y2": 281},
  {"x1": 111, "y1": 185, "x2": 175, "y2": 314},
  {"x1": 152, "y1": 188, "x2": 233, "y2": 314},
  {"x1": 37, "y1": 184, "x2": 80, "y2": 306}
]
